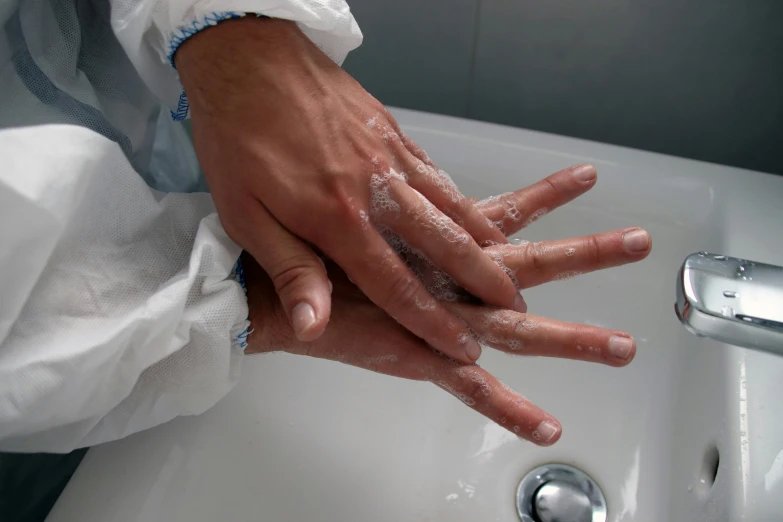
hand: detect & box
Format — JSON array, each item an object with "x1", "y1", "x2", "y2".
[
  {"x1": 243, "y1": 165, "x2": 652, "y2": 446},
  {"x1": 176, "y1": 17, "x2": 525, "y2": 364}
]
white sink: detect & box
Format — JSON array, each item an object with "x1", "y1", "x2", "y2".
[{"x1": 47, "y1": 109, "x2": 783, "y2": 522}]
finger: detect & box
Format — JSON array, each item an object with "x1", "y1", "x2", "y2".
[
  {"x1": 474, "y1": 164, "x2": 598, "y2": 236},
  {"x1": 430, "y1": 362, "x2": 562, "y2": 445},
  {"x1": 370, "y1": 123, "x2": 507, "y2": 247},
  {"x1": 300, "y1": 297, "x2": 561, "y2": 445},
  {"x1": 485, "y1": 227, "x2": 652, "y2": 289},
  {"x1": 399, "y1": 128, "x2": 435, "y2": 167},
  {"x1": 238, "y1": 200, "x2": 332, "y2": 342},
  {"x1": 378, "y1": 181, "x2": 527, "y2": 313},
  {"x1": 324, "y1": 224, "x2": 484, "y2": 364},
  {"x1": 446, "y1": 303, "x2": 637, "y2": 367},
  {"x1": 403, "y1": 154, "x2": 508, "y2": 247}
]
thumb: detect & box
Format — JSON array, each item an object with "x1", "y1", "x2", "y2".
[{"x1": 242, "y1": 205, "x2": 332, "y2": 342}]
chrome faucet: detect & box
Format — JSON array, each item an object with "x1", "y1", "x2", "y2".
[{"x1": 675, "y1": 253, "x2": 783, "y2": 356}]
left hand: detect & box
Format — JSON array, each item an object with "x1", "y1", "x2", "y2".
[{"x1": 243, "y1": 167, "x2": 652, "y2": 446}]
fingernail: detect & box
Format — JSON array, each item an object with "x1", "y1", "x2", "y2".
[
  {"x1": 534, "y1": 420, "x2": 561, "y2": 445},
  {"x1": 608, "y1": 335, "x2": 634, "y2": 360},
  {"x1": 513, "y1": 293, "x2": 527, "y2": 313},
  {"x1": 623, "y1": 229, "x2": 649, "y2": 252},
  {"x1": 292, "y1": 302, "x2": 317, "y2": 337},
  {"x1": 465, "y1": 338, "x2": 482, "y2": 362},
  {"x1": 328, "y1": 280, "x2": 333, "y2": 293},
  {"x1": 572, "y1": 164, "x2": 596, "y2": 182}
]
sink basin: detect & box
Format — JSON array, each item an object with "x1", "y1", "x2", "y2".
[{"x1": 46, "y1": 108, "x2": 783, "y2": 522}]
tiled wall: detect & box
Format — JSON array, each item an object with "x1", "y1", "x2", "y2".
[{"x1": 344, "y1": 0, "x2": 783, "y2": 175}]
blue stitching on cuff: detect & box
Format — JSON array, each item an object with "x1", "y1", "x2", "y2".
[
  {"x1": 233, "y1": 323, "x2": 251, "y2": 350},
  {"x1": 170, "y1": 90, "x2": 190, "y2": 121},
  {"x1": 233, "y1": 257, "x2": 247, "y2": 294},
  {"x1": 232, "y1": 257, "x2": 251, "y2": 350}
]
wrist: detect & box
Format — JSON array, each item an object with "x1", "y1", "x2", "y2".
[{"x1": 175, "y1": 17, "x2": 337, "y2": 118}]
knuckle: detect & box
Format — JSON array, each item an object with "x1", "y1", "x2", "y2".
[
  {"x1": 269, "y1": 254, "x2": 321, "y2": 295},
  {"x1": 511, "y1": 314, "x2": 531, "y2": 336},
  {"x1": 455, "y1": 366, "x2": 492, "y2": 400},
  {"x1": 525, "y1": 241, "x2": 546, "y2": 271},
  {"x1": 329, "y1": 189, "x2": 364, "y2": 227},
  {"x1": 449, "y1": 239, "x2": 474, "y2": 262},
  {"x1": 540, "y1": 177, "x2": 559, "y2": 201},
  {"x1": 584, "y1": 235, "x2": 602, "y2": 264},
  {"x1": 385, "y1": 274, "x2": 421, "y2": 310},
  {"x1": 322, "y1": 161, "x2": 347, "y2": 181}
]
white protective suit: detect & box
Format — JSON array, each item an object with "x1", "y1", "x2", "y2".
[{"x1": 0, "y1": 0, "x2": 362, "y2": 452}]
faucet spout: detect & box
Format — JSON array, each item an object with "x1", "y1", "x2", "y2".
[{"x1": 675, "y1": 253, "x2": 783, "y2": 355}]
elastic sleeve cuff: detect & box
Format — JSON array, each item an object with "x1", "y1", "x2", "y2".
[
  {"x1": 231, "y1": 255, "x2": 252, "y2": 352},
  {"x1": 110, "y1": 0, "x2": 363, "y2": 122}
]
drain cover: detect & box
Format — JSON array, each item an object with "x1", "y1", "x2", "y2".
[{"x1": 516, "y1": 464, "x2": 606, "y2": 522}]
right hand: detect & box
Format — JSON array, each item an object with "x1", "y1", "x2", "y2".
[{"x1": 243, "y1": 165, "x2": 652, "y2": 446}]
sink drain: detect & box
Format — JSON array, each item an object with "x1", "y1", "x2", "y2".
[{"x1": 516, "y1": 464, "x2": 606, "y2": 522}]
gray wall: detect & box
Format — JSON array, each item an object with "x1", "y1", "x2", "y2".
[{"x1": 344, "y1": 0, "x2": 783, "y2": 175}]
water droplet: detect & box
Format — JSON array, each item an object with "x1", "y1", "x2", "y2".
[
  {"x1": 721, "y1": 306, "x2": 734, "y2": 317},
  {"x1": 723, "y1": 290, "x2": 737, "y2": 298},
  {"x1": 714, "y1": 255, "x2": 726, "y2": 260}
]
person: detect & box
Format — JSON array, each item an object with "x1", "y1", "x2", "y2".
[{"x1": 0, "y1": 0, "x2": 651, "y2": 452}]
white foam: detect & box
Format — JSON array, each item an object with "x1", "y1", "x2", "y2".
[
  {"x1": 434, "y1": 169, "x2": 462, "y2": 204},
  {"x1": 474, "y1": 192, "x2": 512, "y2": 209},
  {"x1": 434, "y1": 380, "x2": 476, "y2": 406},
  {"x1": 378, "y1": 222, "x2": 462, "y2": 302},
  {"x1": 364, "y1": 354, "x2": 398, "y2": 366},
  {"x1": 369, "y1": 168, "x2": 408, "y2": 217},
  {"x1": 523, "y1": 207, "x2": 548, "y2": 227},
  {"x1": 565, "y1": 247, "x2": 576, "y2": 256},
  {"x1": 411, "y1": 190, "x2": 470, "y2": 247},
  {"x1": 462, "y1": 369, "x2": 492, "y2": 397},
  {"x1": 415, "y1": 295, "x2": 436, "y2": 311},
  {"x1": 486, "y1": 249, "x2": 520, "y2": 289},
  {"x1": 457, "y1": 333, "x2": 472, "y2": 345},
  {"x1": 553, "y1": 270, "x2": 582, "y2": 281},
  {"x1": 506, "y1": 339, "x2": 522, "y2": 350}
]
